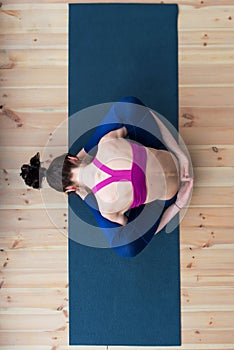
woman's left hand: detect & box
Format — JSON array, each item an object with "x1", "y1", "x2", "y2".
[{"x1": 177, "y1": 152, "x2": 190, "y2": 182}]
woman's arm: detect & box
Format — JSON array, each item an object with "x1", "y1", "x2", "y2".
[
  {"x1": 149, "y1": 110, "x2": 192, "y2": 181},
  {"x1": 149, "y1": 110, "x2": 184, "y2": 158},
  {"x1": 154, "y1": 203, "x2": 180, "y2": 234},
  {"x1": 76, "y1": 126, "x2": 128, "y2": 159},
  {"x1": 155, "y1": 178, "x2": 194, "y2": 235}
]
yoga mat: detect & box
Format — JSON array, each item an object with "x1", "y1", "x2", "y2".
[{"x1": 69, "y1": 3, "x2": 180, "y2": 346}]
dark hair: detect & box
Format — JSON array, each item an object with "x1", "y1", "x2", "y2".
[
  {"x1": 20, "y1": 152, "x2": 47, "y2": 189},
  {"x1": 20, "y1": 152, "x2": 80, "y2": 193}
]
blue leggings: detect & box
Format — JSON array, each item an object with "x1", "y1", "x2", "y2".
[{"x1": 72, "y1": 96, "x2": 178, "y2": 258}]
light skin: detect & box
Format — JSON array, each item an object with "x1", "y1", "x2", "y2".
[{"x1": 66, "y1": 113, "x2": 194, "y2": 232}]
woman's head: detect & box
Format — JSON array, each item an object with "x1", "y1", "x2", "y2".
[{"x1": 20, "y1": 152, "x2": 81, "y2": 193}]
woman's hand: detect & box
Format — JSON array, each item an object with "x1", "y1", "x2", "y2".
[
  {"x1": 175, "y1": 177, "x2": 194, "y2": 209},
  {"x1": 177, "y1": 151, "x2": 191, "y2": 182}
]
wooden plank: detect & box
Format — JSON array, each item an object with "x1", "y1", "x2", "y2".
[
  {"x1": 180, "y1": 64, "x2": 234, "y2": 85},
  {"x1": 0, "y1": 288, "x2": 67, "y2": 310},
  {"x1": 181, "y1": 207, "x2": 234, "y2": 228},
  {"x1": 181, "y1": 287, "x2": 234, "y2": 310},
  {"x1": 0, "y1": 314, "x2": 66, "y2": 331},
  {"x1": 179, "y1": 5, "x2": 234, "y2": 29},
  {"x1": 180, "y1": 86, "x2": 234, "y2": 107},
  {"x1": 0, "y1": 189, "x2": 68, "y2": 209},
  {"x1": 180, "y1": 47, "x2": 234, "y2": 65},
  {"x1": 0, "y1": 110, "x2": 66, "y2": 129},
  {"x1": 183, "y1": 310, "x2": 234, "y2": 329},
  {"x1": 187, "y1": 146, "x2": 234, "y2": 167},
  {"x1": 0, "y1": 7, "x2": 67, "y2": 33},
  {"x1": 179, "y1": 107, "x2": 234, "y2": 128},
  {"x1": 0, "y1": 33, "x2": 67, "y2": 49},
  {"x1": 192, "y1": 167, "x2": 234, "y2": 187},
  {"x1": 0, "y1": 229, "x2": 67, "y2": 250},
  {"x1": 181, "y1": 248, "x2": 234, "y2": 270},
  {"x1": 0, "y1": 49, "x2": 67, "y2": 68},
  {"x1": 180, "y1": 226, "x2": 234, "y2": 247},
  {"x1": 0, "y1": 68, "x2": 67, "y2": 87},
  {"x1": 0, "y1": 125, "x2": 67, "y2": 146},
  {"x1": 180, "y1": 127, "x2": 234, "y2": 145},
  {"x1": 0, "y1": 209, "x2": 68, "y2": 229},
  {"x1": 0, "y1": 249, "x2": 67, "y2": 269},
  {"x1": 1, "y1": 87, "x2": 67, "y2": 109},
  {"x1": 180, "y1": 29, "x2": 234, "y2": 46},
  {"x1": 183, "y1": 330, "x2": 234, "y2": 344},
  {"x1": 181, "y1": 269, "x2": 234, "y2": 287},
  {"x1": 1, "y1": 269, "x2": 68, "y2": 288}
]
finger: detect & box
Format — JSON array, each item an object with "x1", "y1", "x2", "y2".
[
  {"x1": 181, "y1": 177, "x2": 190, "y2": 182},
  {"x1": 183, "y1": 162, "x2": 190, "y2": 176},
  {"x1": 181, "y1": 175, "x2": 191, "y2": 182}
]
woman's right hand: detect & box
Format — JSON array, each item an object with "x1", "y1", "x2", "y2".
[{"x1": 175, "y1": 177, "x2": 194, "y2": 209}]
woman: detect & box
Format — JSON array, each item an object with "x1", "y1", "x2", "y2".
[{"x1": 20, "y1": 96, "x2": 193, "y2": 257}]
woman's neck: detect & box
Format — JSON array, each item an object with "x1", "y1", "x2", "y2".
[{"x1": 73, "y1": 162, "x2": 96, "y2": 190}]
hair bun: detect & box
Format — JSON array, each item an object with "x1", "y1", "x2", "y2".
[{"x1": 20, "y1": 152, "x2": 47, "y2": 189}]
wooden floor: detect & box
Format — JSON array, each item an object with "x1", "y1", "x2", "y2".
[{"x1": 0, "y1": 0, "x2": 234, "y2": 349}]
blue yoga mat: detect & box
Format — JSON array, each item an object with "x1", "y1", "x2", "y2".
[{"x1": 69, "y1": 3, "x2": 180, "y2": 346}]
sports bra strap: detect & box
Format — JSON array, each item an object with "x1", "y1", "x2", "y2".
[
  {"x1": 92, "y1": 157, "x2": 132, "y2": 194},
  {"x1": 93, "y1": 157, "x2": 116, "y2": 176}
]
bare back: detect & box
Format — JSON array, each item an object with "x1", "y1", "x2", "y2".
[{"x1": 93, "y1": 137, "x2": 179, "y2": 215}]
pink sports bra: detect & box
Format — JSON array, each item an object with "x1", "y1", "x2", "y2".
[{"x1": 92, "y1": 142, "x2": 147, "y2": 209}]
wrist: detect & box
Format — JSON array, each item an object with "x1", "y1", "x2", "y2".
[{"x1": 174, "y1": 201, "x2": 182, "y2": 210}]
